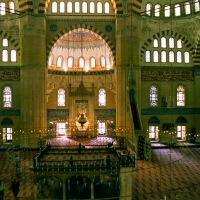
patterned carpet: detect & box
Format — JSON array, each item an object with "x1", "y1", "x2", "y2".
[{"x1": 0, "y1": 138, "x2": 200, "y2": 199}]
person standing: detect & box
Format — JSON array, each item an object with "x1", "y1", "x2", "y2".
[
  {"x1": 11, "y1": 178, "x2": 20, "y2": 200},
  {"x1": 0, "y1": 180, "x2": 5, "y2": 200}
]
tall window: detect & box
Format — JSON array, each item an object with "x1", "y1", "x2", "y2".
[
  {"x1": 79, "y1": 57, "x2": 84, "y2": 68},
  {"x1": 9, "y1": 1, "x2": 15, "y2": 14},
  {"x1": 90, "y1": 57, "x2": 96, "y2": 68},
  {"x1": 195, "y1": 0, "x2": 200, "y2": 12},
  {"x1": 100, "y1": 56, "x2": 106, "y2": 67},
  {"x1": 57, "y1": 123, "x2": 66, "y2": 135},
  {"x1": 98, "y1": 121, "x2": 106, "y2": 135},
  {"x1": 60, "y1": 2, "x2": 65, "y2": 13},
  {"x1": 149, "y1": 126, "x2": 159, "y2": 140},
  {"x1": 164, "y1": 5, "x2": 170, "y2": 17},
  {"x1": 177, "y1": 85, "x2": 185, "y2": 106},
  {"x1": 155, "y1": 4, "x2": 160, "y2": 17},
  {"x1": 52, "y1": 1, "x2": 58, "y2": 13},
  {"x1": 75, "y1": 2, "x2": 80, "y2": 13},
  {"x1": 3, "y1": 127, "x2": 12, "y2": 142},
  {"x1": 68, "y1": 57, "x2": 73, "y2": 68},
  {"x1": 149, "y1": 85, "x2": 158, "y2": 107},
  {"x1": 177, "y1": 126, "x2": 186, "y2": 140},
  {"x1": 3, "y1": 86, "x2": 12, "y2": 108},
  {"x1": 184, "y1": 52, "x2": 190, "y2": 63},
  {"x1": 97, "y1": 2, "x2": 102, "y2": 13},
  {"x1": 153, "y1": 51, "x2": 158, "y2": 62},
  {"x1": 2, "y1": 50, "x2": 8, "y2": 62},
  {"x1": 48, "y1": 55, "x2": 54, "y2": 66},
  {"x1": 0, "y1": 3, "x2": 6, "y2": 15},
  {"x1": 98, "y1": 88, "x2": 106, "y2": 106},
  {"x1": 57, "y1": 56, "x2": 63, "y2": 67},
  {"x1": 161, "y1": 37, "x2": 166, "y2": 48},
  {"x1": 174, "y1": 4, "x2": 181, "y2": 16},
  {"x1": 185, "y1": 2, "x2": 191, "y2": 15},
  {"x1": 169, "y1": 37, "x2": 174, "y2": 48},
  {"x1": 153, "y1": 39, "x2": 158, "y2": 47},
  {"x1": 82, "y1": 2, "x2": 87, "y2": 13},
  {"x1": 104, "y1": 2, "x2": 109, "y2": 14},
  {"x1": 161, "y1": 51, "x2": 166, "y2": 63},
  {"x1": 177, "y1": 51, "x2": 182, "y2": 63},
  {"x1": 145, "y1": 51, "x2": 150, "y2": 62},
  {"x1": 67, "y1": 2, "x2": 72, "y2": 13},
  {"x1": 90, "y1": 2, "x2": 95, "y2": 13},
  {"x1": 177, "y1": 39, "x2": 182, "y2": 48},
  {"x1": 169, "y1": 51, "x2": 174, "y2": 63},
  {"x1": 146, "y1": 3, "x2": 152, "y2": 16},
  {"x1": 2, "y1": 39, "x2": 8, "y2": 47},
  {"x1": 57, "y1": 88, "x2": 65, "y2": 107},
  {"x1": 11, "y1": 50, "x2": 16, "y2": 62}
]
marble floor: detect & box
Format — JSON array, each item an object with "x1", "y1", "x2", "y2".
[{"x1": 0, "y1": 137, "x2": 200, "y2": 199}]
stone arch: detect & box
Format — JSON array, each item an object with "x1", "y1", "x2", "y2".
[
  {"x1": 176, "y1": 116, "x2": 187, "y2": 124},
  {"x1": 140, "y1": 30, "x2": 195, "y2": 60},
  {"x1": 0, "y1": 30, "x2": 20, "y2": 54},
  {"x1": 1, "y1": 117, "x2": 14, "y2": 127},
  {"x1": 193, "y1": 32, "x2": 200, "y2": 66},
  {"x1": 46, "y1": 24, "x2": 116, "y2": 66},
  {"x1": 148, "y1": 116, "x2": 160, "y2": 125}
]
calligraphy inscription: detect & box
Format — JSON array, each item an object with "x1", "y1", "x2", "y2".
[{"x1": 0, "y1": 69, "x2": 20, "y2": 81}]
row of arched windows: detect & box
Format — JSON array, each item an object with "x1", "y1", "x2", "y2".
[
  {"x1": 1, "y1": 38, "x2": 17, "y2": 62},
  {"x1": 57, "y1": 88, "x2": 106, "y2": 107},
  {"x1": 149, "y1": 85, "x2": 185, "y2": 107},
  {"x1": 51, "y1": 1, "x2": 110, "y2": 14},
  {"x1": 145, "y1": 0, "x2": 200, "y2": 17},
  {"x1": 144, "y1": 37, "x2": 190, "y2": 64},
  {"x1": 48, "y1": 55, "x2": 112, "y2": 71},
  {"x1": 0, "y1": 2, "x2": 15, "y2": 15}
]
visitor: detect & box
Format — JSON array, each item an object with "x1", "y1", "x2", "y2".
[{"x1": 0, "y1": 180, "x2": 5, "y2": 200}]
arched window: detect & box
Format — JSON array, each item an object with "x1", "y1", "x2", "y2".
[
  {"x1": 79, "y1": 57, "x2": 85, "y2": 68},
  {"x1": 9, "y1": 1, "x2": 15, "y2": 14},
  {"x1": 153, "y1": 51, "x2": 158, "y2": 62},
  {"x1": 100, "y1": 56, "x2": 106, "y2": 67},
  {"x1": 68, "y1": 57, "x2": 73, "y2": 68},
  {"x1": 97, "y1": 2, "x2": 102, "y2": 13},
  {"x1": 98, "y1": 121, "x2": 106, "y2": 135},
  {"x1": 2, "y1": 39, "x2": 8, "y2": 47},
  {"x1": 174, "y1": 4, "x2": 181, "y2": 16},
  {"x1": 67, "y1": 2, "x2": 72, "y2": 13},
  {"x1": 155, "y1": 4, "x2": 160, "y2": 17},
  {"x1": 57, "y1": 88, "x2": 65, "y2": 107},
  {"x1": 90, "y1": 2, "x2": 95, "y2": 13},
  {"x1": 75, "y1": 2, "x2": 80, "y2": 13},
  {"x1": 90, "y1": 57, "x2": 96, "y2": 68},
  {"x1": 0, "y1": 3, "x2": 6, "y2": 15},
  {"x1": 48, "y1": 55, "x2": 54, "y2": 66},
  {"x1": 145, "y1": 51, "x2": 150, "y2": 62},
  {"x1": 177, "y1": 39, "x2": 182, "y2": 48},
  {"x1": 57, "y1": 56, "x2": 63, "y2": 67},
  {"x1": 149, "y1": 85, "x2": 158, "y2": 107},
  {"x1": 177, "y1": 51, "x2": 182, "y2": 63},
  {"x1": 153, "y1": 39, "x2": 158, "y2": 47},
  {"x1": 82, "y1": 2, "x2": 87, "y2": 13},
  {"x1": 52, "y1": 1, "x2": 58, "y2": 13},
  {"x1": 169, "y1": 51, "x2": 174, "y2": 63},
  {"x1": 169, "y1": 37, "x2": 174, "y2": 48},
  {"x1": 3, "y1": 86, "x2": 12, "y2": 108},
  {"x1": 164, "y1": 5, "x2": 170, "y2": 17},
  {"x1": 176, "y1": 116, "x2": 187, "y2": 140},
  {"x1": 11, "y1": 50, "x2": 16, "y2": 62},
  {"x1": 184, "y1": 52, "x2": 190, "y2": 63},
  {"x1": 177, "y1": 85, "x2": 185, "y2": 106},
  {"x1": 161, "y1": 51, "x2": 166, "y2": 63},
  {"x1": 146, "y1": 3, "x2": 152, "y2": 16},
  {"x1": 104, "y1": 2, "x2": 109, "y2": 13},
  {"x1": 161, "y1": 37, "x2": 166, "y2": 48},
  {"x1": 98, "y1": 88, "x2": 106, "y2": 106},
  {"x1": 195, "y1": 0, "x2": 200, "y2": 12},
  {"x1": 2, "y1": 50, "x2": 8, "y2": 62},
  {"x1": 185, "y1": 2, "x2": 191, "y2": 15},
  {"x1": 60, "y1": 2, "x2": 65, "y2": 13}
]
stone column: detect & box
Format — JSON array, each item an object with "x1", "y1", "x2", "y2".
[
  {"x1": 91, "y1": 180, "x2": 94, "y2": 199},
  {"x1": 63, "y1": 179, "x2": 66, "y2": 200},
  {"x1": 19, "y1": 15, "x2": 47, "y2": 147}
]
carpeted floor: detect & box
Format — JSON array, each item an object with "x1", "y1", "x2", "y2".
[{"x1": 0, "y1": 138, "x2": 200, "y2": 199}]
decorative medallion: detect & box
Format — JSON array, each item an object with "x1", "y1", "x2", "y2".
[
  {"x1": 105, "y1": 25, "x2": 112, "y2": 32},
  {"x1": 50, "y1": 24, "x2": 57, "y2": 32}
]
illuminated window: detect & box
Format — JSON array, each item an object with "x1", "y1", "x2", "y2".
[
  {"x1": 98, "y1": 121, "x2": 106, "y2": 135},
  {"x1": 9, "y1": 1, "x2": 15, "y2": 14},
  {"x1": 177, "y1": 39, "x2": 182, "y2": 48},
  {"x1": 57, "y1": 88, "x2": 65, "y2": 107},
  {"x1": 161, "y1": 51, "x2": 166, "y2": 63},
  {"x1": 2, "y1": 50, "x2": 8, "y2": 62},
  {"x1": 90, "y1": 57, "x2": 96, "y2": 68},
  {"x1": 2, "y1": 39, "x2": 8, "y2": 47},
  {"x1": 11, "y1": 50, "x2": 16, "y2": 62},
  {"x1": 149, "y1": 126, "x2": 159, "y2": 140},
  {"x1": 184, "y1": 52, "x2": 190, "y2": 63},
  {"x1": 79, "y1": 57, "x2": 84, "y2": 68},
  {"x1": 146, "y1": 3, "x2": 152, "y2": 16},
  {"x1": 68, "y1": 57, "x2": 73, "y2": 68},
  {"x1": 169, "y1": 51, "x2": 174, "y2": 63},
  {"x1": 75, "y1": 2, "x2": 80, "y2": 13},
  {"x1": 57, "y1": 123, "x2": 66, "y2": 135},
  {"x1": 164, "y1": 5, "x2": 170, "y2": 17},
  {"x1": 97, "y1": 2, "x2": 102, "y2": 13},
  {"x1": 174, "y1": 4, "x2": 181, "y2": 16},
  {"x1": 153, "y1": 39, "x2": 158, "y2": 47},
  {"x1": 177, "y1": 51, "x2": 182, "y2": 63},
  {"x1": 153, "y1": 51, "x2": 158, "y2": 62},
  {"x1": 177, "y1": 126, "x2": 186, "y2": 140},
  {"x1": 98, "y1": 88, "x2": 106, "y2": 106},
  {"x1": 3, "y1": 86, "x2": 12, "y2": 108},
  {"x1": 169, "y1": 37, "x2": 174, "y2": 48},
  {"x1": 185, "y1": 2, "x2": 191, "y2": 15},
  {"x1": 57, "y1": 56, "x2": 63, "y2": 67},
  {"x1": 177, "y1": 85, "x2": 185, "y2": 106},
  {"x1": 60, "y1": 2, "x2": 65, "y2": 13},
  {"x1": 105, "y1": 2, "x2": 109, "y2": 14},
  {"x1": 48, "y1": 55, "x2": 54, "y2": 66},
  {"x1": 52, "y1": 1, "x2": 58, "y2": 13},
  {"x1": 149, "y1": 85, "x2": 158, "y2": 107},
  {"x1": 100, "y1": 56, "x2": 106, "y2": 67},
  {"x1": 90, "y1": 2, "x2": 95, "y2": 13},
  {"x1": 0, "y1": 3, "x2": 6, "y2": 15},
  {"x1": 195, "y1": 0, "x2": 200, "y2": 12},
  {"x1": 82, "y1": 2, "x2": 87, "y2": 13},
  {"x1": 67, "y1": 2, "x2": 72, "y2": 13},
  {"x1": 155, "y1": 4, "x2": 160, "y2": 17},
  {"x1": 145, "y1": 51, "x2": 150, "y2": 62},
  {"x1": 3, "y1": 128, "x2": 12, "y2": 142},
  {"x1": 161, "y1": 37, "x2": 166, "y2": 48}
]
